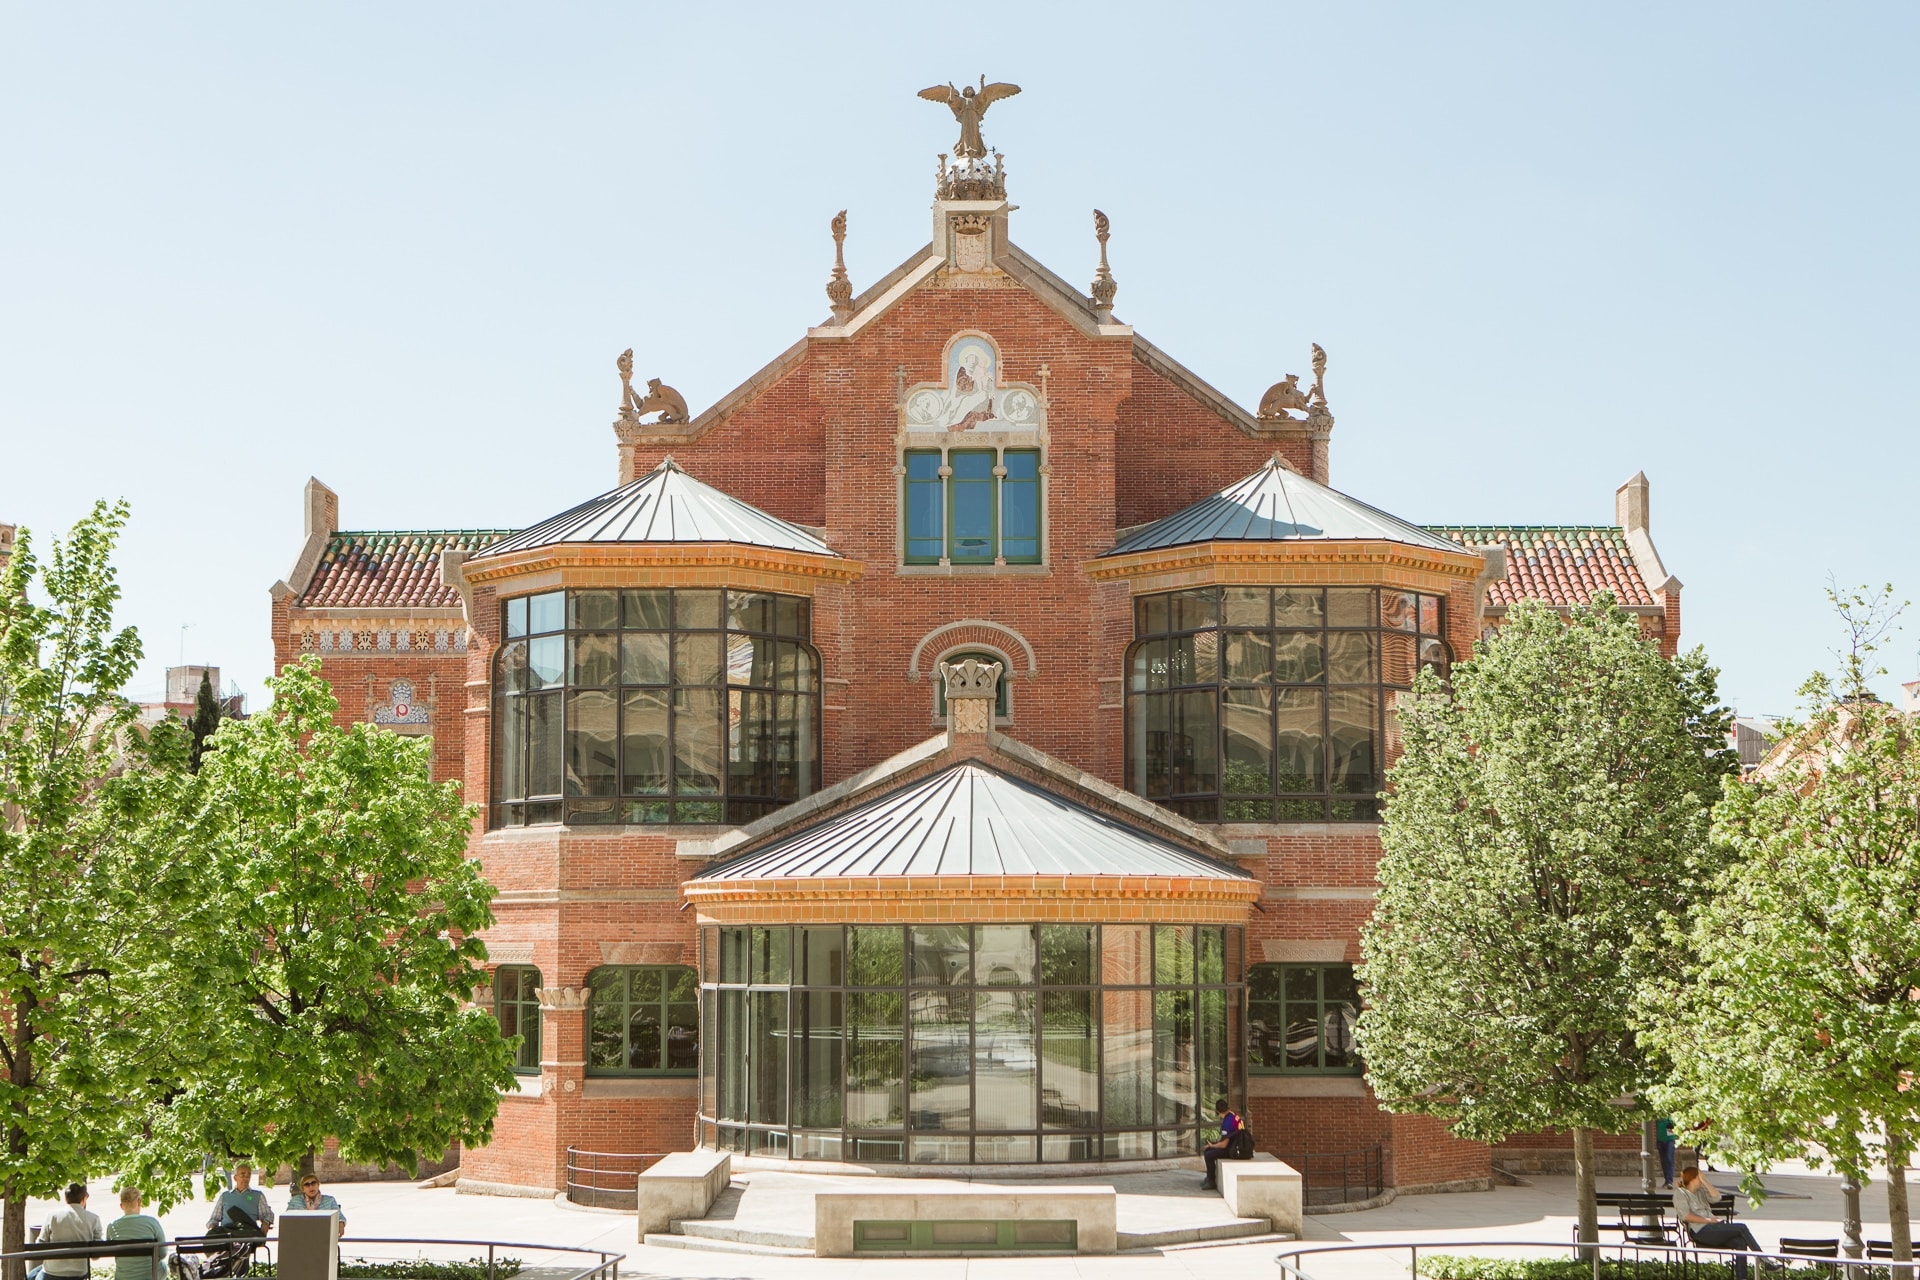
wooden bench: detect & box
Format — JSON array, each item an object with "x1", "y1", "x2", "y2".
[
  {"x1": 635, "y1": 1149, "x2": 732, "y2": 1238},
  {"x1": 1218, "y1": 1154, "x2": 1304, "y2": 1236},
  {"x1": 814, "y1": 1184, "x2": 1117, "y2": 1257}
]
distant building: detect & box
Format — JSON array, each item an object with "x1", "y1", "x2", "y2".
[
  {"x1": 1904, "y1": 678, "x2": 1920, "y2": 718},
  {"x1": 1729, "y1": 716, "x2": 1778, "y2": 773},
  {"x1": 0, "y1": 523, "x2": 14, "y2": 574},
  {"x1": 135, "y1": 665, "x2": 246, "y2": 730}
]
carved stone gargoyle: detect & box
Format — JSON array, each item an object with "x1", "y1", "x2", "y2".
[
  {"x1": 617, "y1": 349, "x2": 690, "y2": 424},
  {"x1": 1257, "y1": 344, "x2": 1330, "y2": 422}
]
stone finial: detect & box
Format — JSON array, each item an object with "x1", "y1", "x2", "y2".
[
  {"x1": 938, "y1": 657, "x2": 1003, "y2": 739},
  {"x1": 826, "y1": 209, "x2": 853, "y2": 322},
  {"x1": 1090, "y1": 209, "x2": 1117, "y2": 322},
  {"x1": 1310, "y1": 342, "x2": 1328, "y2": 407}
]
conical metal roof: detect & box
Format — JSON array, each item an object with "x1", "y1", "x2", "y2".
[
  {"x1": 1105, "y1": 458, "x2": 1462, "y2": 557},
  {"x1": 693, "y1": 763, "x2": 1253, "y2": 882},
  {"x1": 478, "y1": 457, "x2": 837, "y2": 559}
]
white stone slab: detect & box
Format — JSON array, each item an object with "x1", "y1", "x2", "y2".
[
  {"x1": 813, "y1": 1184, "x2": 1117, "y2": 1257},
  {"x1": 1219, "y1": 1153, "x2": 1303, "y2": 1234},
  {"x1": 635, "y1": 1150, "x2": 731, "y2": 1239}
]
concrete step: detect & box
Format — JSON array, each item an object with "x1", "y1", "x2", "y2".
[
  {"x1": 671, "y1": 1217, "x2": 817, "y2": 1250},
  {"x1": 1118, "y1": 1215, "x2": 1276, "y2": 1250},
  {"x1": 643, "y1": 1232, "x2": 813, "y2": 1257},
  {"x1": 1148, "y1": 1231, "x2": 1297, "y2": 1253}
]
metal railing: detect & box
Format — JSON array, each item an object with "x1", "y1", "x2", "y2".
[
  {"x1": 565, "y1": 1146, "x2": 667, "y2": 1210},
  {"x1": 0, "y1": 1235, "x2": 622, "y2": 1280},
  {"x1": 1276, "y1": 1238, "x2": 1919, "y2": 1280},
  {"x1": 1276, "y1": 1144, "x2": 1386, "y2": 1207}
]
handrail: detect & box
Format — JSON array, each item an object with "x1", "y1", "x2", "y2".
[
  {"x1": 564, "y1": 1146, "x2": 666, "y2": 1209},
  {"x1": 1276, "y1": 1238, "x2": 1918, "y2": 1280},
  {"x1": 0, "y1": 1235, "x2": 623, "y2": 1280}
]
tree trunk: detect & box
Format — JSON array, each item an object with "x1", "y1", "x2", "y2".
[
  {"x1": 1573, "y1": 1125, "x2": 1600, "y2": 1259},
  {"x1": 3, "y1": 1180, "x2": 26, "y2": 1280},
  {"x1": 299, "y1": 1150, "x2": 317, "y2": 1180},
  {"x1": 1890, "y1": 1132, "x2": 1912, "y2": 1280}
]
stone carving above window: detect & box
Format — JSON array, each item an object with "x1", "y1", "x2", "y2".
[
  {"x1": 295, "y1": 626, "x2": 467, "y2": 655},
  {"x1": 901, "y1": 332, "x2": 1044, "y2": 434},
  {"x1": 373, "y1": 678, "x2": 431, "y2": 726}
]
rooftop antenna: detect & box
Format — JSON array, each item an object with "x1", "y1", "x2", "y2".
[{"x1": 178, "y1": 624, "x2": 193, "y2": 666}]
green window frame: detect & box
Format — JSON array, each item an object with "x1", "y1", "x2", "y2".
[
  {"x1": 902, "y1": 447, "x2": 1042, "y2": 566},
  {"x1": 1247, "y1": 963, "x2": 1362, "y2": 1075},
  {"x1": 494, "y1": 965, "x2": 542, "y2": 1075},
  {"x1": 588, "y1": 965, "x2": 699, "y2": 1076}
]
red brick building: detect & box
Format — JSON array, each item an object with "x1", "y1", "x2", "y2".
[{"x1": 270, "y1": 129, "x2": 1680, "y2": 1198}]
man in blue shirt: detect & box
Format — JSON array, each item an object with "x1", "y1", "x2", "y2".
[
  {"x1": 1200, "y1": 1098, "x2": 1243, "y2": 1190},
  {"x1": 206, "y1": 1163, "x2": 275, "y2": 1233}
]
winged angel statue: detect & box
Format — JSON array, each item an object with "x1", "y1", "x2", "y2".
[{"x1": 918, "y1": 77, "x2": 1021, "y2": 159}]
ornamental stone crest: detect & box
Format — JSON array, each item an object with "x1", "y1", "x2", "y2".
[
  {"x1": 938, "y1": 657, "x2": 1003, "y2": 736},
  {"x1": 373, "y1": 678, "x2": 430, "y2": 727},
  {"x1": 902, "y1": 332, "x2": 1044, "y2": 434}
]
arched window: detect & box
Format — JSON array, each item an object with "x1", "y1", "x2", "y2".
[
  {"x1": 1125, "y1": 587, "x2": 1450, "y2": 823},
  {"x1": 586, "y1": 966, "x2": 699, "y2": 1075},
  {"x1": 492, "y1": 588, "x2": 820, "y2": 827},
  {"x1": 933, "y1": 650, "x2": 1011, "y2": 719},
  {"x1": 494, "y1": 965, "x2": 542, "y2": 1075}
]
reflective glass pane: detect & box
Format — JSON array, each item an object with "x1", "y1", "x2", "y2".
[
  {"x1": 729, "y1": 690, "x2": 776, "y2": 798},
  {"x1": 622, "y1": 588, "x2": 671, "y2": 630},
  {"x1": 505, "y1": 596, "x2": 528, "y2": 638},
  {"x1": 1154, "y1": 925, "x2": 1194, "y2": 985},
  {"x1": 728, "y1": 591, "x2": 778, "y2": 635},
  {"x1": 716, "y1": 990, "x2": 747, "y2": 1120},
  {"x1": 909, "y1": 990, "x2": 971, "y2": 1135},
  {"x1": 775, "y1": 595, "x2": 808, "y2": 638},
  {"x1": 1326, "y1": 588, "x2": 1373, "y2": 627},
  {"x1": 526, "y1": 692, "x2": 563, "y2": 797},
  {"x1": 751, "y1": 927, "x2": 791, "y2": 984},
  {"x1": 675, "y1": 633, "x2": 722, "y2": 686},
  {"x1": 911, "y1": 926, "x2": 971, "y2": 987},
  {"x1": 1133, "y1": 638, "x2": 1168, "y2": 692},
  {"x1": 495, "y1": 693, "x2": 527, "y2": 802},
  {"x1": 1039, "y1": 925, "x2": 1093, "y2": 986},
  {"x1": 527, "y1": 591, "x2": 565, "y2": 634},
  {"x1": 1130, "y1": 691, "x2": 1171, "y2": 798},
  {"x1": 621, "y1": 633, "x2": 670, "y2": 685},
  {"x1": 849, "y1": 927, "x2": 905, "y2": 987},
  {"x1": 673, "y1": 689, "x2": 722, "y2": 794},
  {"x1": 1273, "y1": 632, "x2": 1324, "y2": 684},
  {"x1": 620, "y1": 690, "x2": 670, "y2": 795},
  {"x1": 628, "y1": 1001, "x2": 663, "y2": 1070},
  {"x1": 794, "y1": 991, "x2": 843, "y2": 1128},
  {"x1": 1222, "y1": 631, "x2": 1272, "y2": 684},
  {"x1": 1381, "y1": 590, "x2": 1418, "y2": 631},
  {"x1": 1170, "y1": 589, "x2": 1217, "y2": 630},
  {"x1": 1172, "y1": 690, "x2": 1218, "y2": 795},
  {"x1": 528, "y1": 635, "x2": 565, "y2": 689},
  {"x1": 749, "y1": 991, "x2": 788, "y2": 1125},
  {"x1": 975, "y1": 925, "x2": 1035, "y2": 986},
  {"x1": 846, "y1": 990, "x2": 905, "y2": 1130},
  {"x1": 675, "y1": 590, "x2": 722, "y2": 630},
  {"x1": 1153, "y1": 988, "x2": 1196, "y2": 1127},
  {"x1": 1198, "y1": 986, "x2": 1228, "y2": 1114},
  {"x1": 974, "y1": 990, "x2": 1036, "y2": 1130},
  {"x1": 565, "y1": 691, "x2": 617, "y2": 796},
  {"x1": 1102, "y1": 925, "x2": 1151, "y2": 987},
  {"x1": 799, "y1": 927, "x2": 844, "y2": 987},
  {"x1": 1419, "y1": 594, "x2": 1442, "y2": 635},
  {"x1": 667, "y1": 982, "x2": 699, "y2": 1071},
  {"x1": 718, "y1": 929, "x2": 748, "y2": 984},
  {"x1": 950, "y1": 452, "x2": 995, "y2": 562},
  {"x1": 1326, "y1": 631, "x2": 1376, "y2": 684},
  {"x1": 571, "y1": 590, "x2": 619, "y2": 631},
  {"x1": 495, "y1": 640, "x2": 529, "y2": 694},
  {"x1": 1040, "y1": 990, "x2": 1097, "y2": 1130},
  {"x1": 589, "y1": 982, "x2": 622, "y2": 1068},
  {"x1": 1275, "y1": 689, "x2": 1325, "y2": 792},
  {"x1": 1222, "y1": 587, "x2": 1270, "y2": 627},
  {"x1": 1136, "y1": 594, "x2": 1170, "y2": 637},
  {"x1": 571, "y1": 633, "x2": 618, "y2": 687},
  {"x1": 906, "y1": 469, "x2": 945, "y2": 561},
  {"x1": 1323, "y1": 967, "x2": 1361, "y2": 1070},
  {"x1": 1197, "y1": 928, "x2": 1226, "y2": 985},
  {"x1": 1102, "y1": 987, "x2": 1153, "y2": 1127},
  {"x1": 1381, "y1": 631, "x2": 1419, "y2": 687},
  {"x1": 1328, "y1": 688, "x2": 1378, "y2": 794},
  {"x1": 1168, "y1": 634, "x2": 1218, "y2": 686},
  {"x1": 1223, "y1": 688, "x2": 1273, "y2": 797},
  {"x1": 1274, "y1": 589, "x2": 1324, "y2": 626}
]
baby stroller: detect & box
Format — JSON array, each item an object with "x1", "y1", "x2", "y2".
[{"x1": 173, "y1": 1206, "x2": 263, "y2": 1280}]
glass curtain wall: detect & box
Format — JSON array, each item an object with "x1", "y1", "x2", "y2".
[{"x1": 699, "y1": 923, "x2": 1244, "y2": 1163}]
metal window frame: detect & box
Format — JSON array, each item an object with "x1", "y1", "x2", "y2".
[
  {"x1": 1246, "y1": 962, "x2": 1364, "y2": 1076},
  {"x1": 899, "y1": 446, "x2": 1045, "y2": 568},
  {"x1": 494, "y1": 965, "x2": 544, "y2": 1075},
  {"x1": 584, "y1": 964, "x2": 699, "y2": 1078}
]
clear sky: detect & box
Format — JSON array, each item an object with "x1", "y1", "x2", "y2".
[{"x1": 3, "y1": 4, "x2": 1915, "y2": 716}]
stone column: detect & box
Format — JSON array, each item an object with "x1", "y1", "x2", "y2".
[{"x1": 536, "y1": 985, "x2": 591, "y2": 1191}]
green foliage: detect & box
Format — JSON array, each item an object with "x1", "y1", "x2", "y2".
[
  {"x1": 1417, "y1": 1256, "x2": 1781, "y2": 1280},
  {"x1": 1641, "y1": 586, "x2": 1920, "y2": 1248},
  {"x1": 186, "y1": 669, "x2": 223, "y2": 772},
  {"x1": 1358, "y1": 596, "x2": 1732, "y2": 1140},
  {"x1": 251, "y1": 1258, "x2": 521, "y2": 1280},
  {"x1": 0, "y1": 502, "x2": 200, "y2": 1249},
  {"x1": 124, "y1": 656, "x2": 514, "y2": 1198}
]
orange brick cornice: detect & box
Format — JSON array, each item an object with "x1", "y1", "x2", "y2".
[
  {"x1": 1081, "y1": 539, "x2": 1484, "y2": 595},
  {"x1": 683, "y1": 873, "x2": 1261, "y2": 926},
  {"x1": 461, "y1": 542, "x2": 863, "y2": 594}
]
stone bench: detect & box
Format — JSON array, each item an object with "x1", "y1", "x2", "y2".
[
  {"x1": 814, "y1": 1184, "x2": 1117, "y2": 1257},
  {"x1": 635, "y1": 1149, "x2": 732, "y2": 1238},
  {"x1": 1219, "y1": 1153, "x2": 1303, "y2": 1234}
]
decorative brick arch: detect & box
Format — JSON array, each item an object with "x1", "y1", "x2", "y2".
[{"x1": 907, "y1": 620, "x2": 1038, "y2": 681}]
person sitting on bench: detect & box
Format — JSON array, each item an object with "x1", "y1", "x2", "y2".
[
  {"x1": 1677, "y1": 1166, "x2": 1765, "y2": 1279},
  {"x1": 1200, "y1": 1098, "x2": 1244, "y2": 1191}
]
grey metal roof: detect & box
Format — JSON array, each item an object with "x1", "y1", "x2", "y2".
[
  {"x1": 1105, "y1": 458, "x2": 1463, "y2": 557},
  {"x1": 693, "y1": 763, "x2": 1254, "y2": 882},
  {"x1": 478, "y1": 457, "x2": 838, "y2": 559}
]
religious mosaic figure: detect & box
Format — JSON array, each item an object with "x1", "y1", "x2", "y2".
[{"x1": 904, "y1": 335, "x2": 1041, "y2": 432}]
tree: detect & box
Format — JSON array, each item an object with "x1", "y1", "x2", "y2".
[
  {"x1": 129, "y1": 656, "x2": 514, "y2": 1191},
  {"x1": 0, "y1": 502, "x2": 193, "y2": 1275},
  {"x1": 186, "y1": 668, "x2": 222, "y2": 772},
  {"x1": 1643, "y1": 587, "x2": 1920, "y2": 1265},
  {"x1": 1356, "y1": 596, "x2": 1733, "y2": 1250}
]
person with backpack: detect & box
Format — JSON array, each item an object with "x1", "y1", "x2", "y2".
[{"x1": 1200, "y1": 1098, "x2": 1251, "y2": 1190}]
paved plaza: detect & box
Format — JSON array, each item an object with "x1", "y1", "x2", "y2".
[{"x1": 32, "y1": 1161, "x2": 1893, "y2": 1280}]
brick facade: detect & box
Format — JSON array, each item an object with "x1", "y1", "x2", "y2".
[{"x1": 269, "y1": 169, "x2": 1680, "y2": 1199}]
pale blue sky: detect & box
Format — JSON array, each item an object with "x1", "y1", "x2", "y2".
[{"x1": 3, "y1": 4, "x2": 1914, "y2": 714}]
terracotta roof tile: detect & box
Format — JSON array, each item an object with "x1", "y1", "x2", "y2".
[
  {"x1": 1424, "y1": 526, "x2": 1654, "y2": 609},
  {"x1": 297, "y1": 530, "x2": 510, "y2": 610}
]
